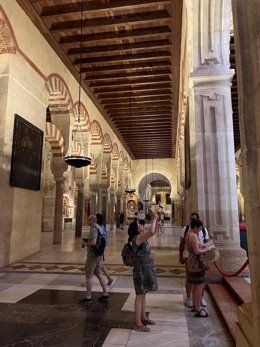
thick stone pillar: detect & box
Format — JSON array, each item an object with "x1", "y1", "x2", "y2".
[
  {"x1": 187, "y1": 0, "x2": 247, "y2": 273},
  {"x1": 53, "y1": 176, "x2": 65, "y2": 244},
  {"x1": 75, "y1": 182, "x2": 84, "y2": 238},
  {"x1": 232, "y1": 1, "x2": 260, "y2": 345}
]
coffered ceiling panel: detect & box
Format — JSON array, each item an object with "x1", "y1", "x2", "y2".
[{"x1": 17, "y1": 0, "x2": 183, "y2": 159}]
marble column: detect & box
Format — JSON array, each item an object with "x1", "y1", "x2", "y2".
[
  {"x1": 187, "y1": 0, "x2": 247, "y2": 273},
  {"x1": 75, "y1": 182, "x2": 84, "y2": 238},
  {"x1": 232, "y1": 1, "x2": 260, "y2": 345},
  {"x1": 53, "y1": 176, "x2": 65, "y2": 244}
]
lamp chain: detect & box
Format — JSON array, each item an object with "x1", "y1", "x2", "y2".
[{"x1": 78, "y1": 0, "x2": 84, "y2": 125}]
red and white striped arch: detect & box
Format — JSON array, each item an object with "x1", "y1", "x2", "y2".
[
  {"x1": 101, "y1": 161, "x2": 108, "y2": 180},
  {"x1": 45, "y1": 74, "x2": 74, "y2": 118},
  {"x1": 112, "y1": 143, "x2": 119, "y2": 160},
  {"x1": 73, "y1": 101, "x2": 90, "y2": 133},
  {"x1": 0, "y1": 7, "x2": 18, "y2": 54},
  {"x1": 45, "y1": 122, "x2": 64, "y2": 158},
  {"x1": 90, "y1": 120, "x2": 103, "y2": 145},
  {"x1": 110, "y1": 168, "x2": 116, "y2": 184},
  {"x1": 103, "y1": 133, "x2": 112, "y2": 153},
  {"x1": 89, "y1": 153, "x2": 97, "y2": 175}
]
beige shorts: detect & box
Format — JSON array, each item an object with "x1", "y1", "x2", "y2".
[{"x1": 85, "y1": 255, "x2": 103, "y2": 278}]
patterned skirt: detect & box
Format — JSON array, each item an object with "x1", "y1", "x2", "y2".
[
  {"x1": 186, "y1": 253, "x2": 206, "y2": 285},
  {"x1": 133, "y1": 256, "x2": 158, "y2": 294}
]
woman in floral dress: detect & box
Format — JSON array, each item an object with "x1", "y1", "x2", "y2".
[
  {"x1": 128, "y1": 214, "x2": 158, "y2": 332},
  {"x1": 185, "y1": 218, "x2": 214, "y2": 317}
]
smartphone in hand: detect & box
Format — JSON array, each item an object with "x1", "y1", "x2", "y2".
[{"x1": 82, "y1": 238, "x2": 88, "y2": 248}]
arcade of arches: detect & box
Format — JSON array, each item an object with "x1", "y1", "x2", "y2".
[{"x1": 0, "y1": 1, "x2": 259, "y2": 346}]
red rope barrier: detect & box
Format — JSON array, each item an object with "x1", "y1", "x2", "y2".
[{"x1": 213, "y1": 258, "x2": 249, "y2": 277}]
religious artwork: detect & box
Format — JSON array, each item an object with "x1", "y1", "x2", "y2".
[
  {"x1": 126, "y1": 199, "x2": 137, "y2": 224},
  {"x1": 10, "y1": 114, "x2": 43, "y2": 191}
]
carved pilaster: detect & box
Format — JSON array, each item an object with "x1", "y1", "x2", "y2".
[
  {"x1": 190, "y1": 0, "x2": 232, "y2": 72},
  {"x1": 186, "y1": 0, "x2": 247, "y2": 275}
]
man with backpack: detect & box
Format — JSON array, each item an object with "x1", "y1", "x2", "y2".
[
  {"x1": 179, "y1": 212, "x2": 209, "y2": 308},
  {"x1": 79, "y1": 215, "x2": 109, "y2": 304},
  {"x1": 96, "y1": 213, "x2": 114, "y2": 286}
]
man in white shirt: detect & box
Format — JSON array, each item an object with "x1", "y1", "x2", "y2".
[{"x1": 179, "y1": 212, "x2": 209, "y2": 308}]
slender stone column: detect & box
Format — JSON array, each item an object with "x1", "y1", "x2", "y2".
[
  {"x1": 90, "y1": 192, "x2": 97, "y2": 216},
  {"x1": 115, "y1": 197, "x2": 121, "y2": 228},
  {"x1": 232, "y1": 1, "x2": 260, "y2": 345},
  {"x1": 109, "y1": 192, "x2": 115, "y2": 229},
  {"x1": 187, "y1": 0, "x2": 247, "y2": 273},
  {"x1": 53, "y1": 176, "x2": 65, "y2": 244},
  {"x1": 75, "y1": 182, "x2": 84, "y2": 238}
]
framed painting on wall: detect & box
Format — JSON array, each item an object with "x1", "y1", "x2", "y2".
[{"x1": 10, "y1": 114, "x2": 43, "y2": 191}]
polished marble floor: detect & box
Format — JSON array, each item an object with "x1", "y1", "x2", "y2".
[{"x1": 0, "y1": 224, "x2": 235, "y2": 347}]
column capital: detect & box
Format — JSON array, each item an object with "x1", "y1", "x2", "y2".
[
  {"x1": 53, "y1": 175, "x2": 66, "y2": 183},
  {"x1": 190, "y1": 71, "x2": 234, "y2": 87},
  {"x1": 76, "y1": 182, "x2": 84, "y2": 191}
]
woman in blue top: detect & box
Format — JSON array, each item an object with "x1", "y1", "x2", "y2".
[{"x1": 128, "y1": 214, "x2": 158, "y2": 332}]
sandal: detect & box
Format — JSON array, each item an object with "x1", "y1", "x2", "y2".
[
  {"x1": 194, "y1": 308, "x2": 209, "y2": 318},
  {"x1": 190, "y1": 305, "x2": 196, "y2": 312},
  {"x1": 141, "y1": 318, "x2": 156, "y2": 325},
  {"x1": 134, "y1": 324, "x2": 151, "y2": 332}
]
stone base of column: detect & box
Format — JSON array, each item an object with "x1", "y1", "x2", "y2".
[
  {"x1": 207, "y1": 246, "x2": 249, "y2": 282},
  {"x1": 236, "y1": 302, "x2": 256, "y2": 347}
]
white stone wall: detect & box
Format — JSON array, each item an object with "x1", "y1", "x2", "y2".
[{"x1": 0, "y1": 0, "x2": 131, "y2": 265}]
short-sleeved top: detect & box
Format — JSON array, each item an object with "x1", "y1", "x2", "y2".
[
  {"x1": 87, "y1": 225, "x2": 99, "y2": 256},
  {"x1": 182, "y1": 225, "x2": 209, "y2": 244}
]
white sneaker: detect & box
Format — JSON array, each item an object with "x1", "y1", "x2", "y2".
[
  {"x1": 201, "y1": 296, "x2": 207, "y2": 307},
  {"x1": 186, "y1": 297, "x2": 193, "y2": 308}
]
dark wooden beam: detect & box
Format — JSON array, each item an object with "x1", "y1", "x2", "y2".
[
  {"x1": 67, "y1": 40, "x2": 171, "y2": 55},
  {"x1": 41, "y1": 0, "x2": 172, "y2": 17},
  {"x1": 59, "y1": 26, "x2": 172, "y2": 44},
  {"x1": 74, "y1": 51, "x2": 171, "y2": 65}
]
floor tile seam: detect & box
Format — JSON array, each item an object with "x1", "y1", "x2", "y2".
[
  {"x1": 0, "y1": 271, "x2": 185, "y2": 279},
  {"x1": 0, "y1": 284, "x2": 184, "y2": 295},
  {"x1": 0, "y1": 261, "x2": 185, "y2": 273}
]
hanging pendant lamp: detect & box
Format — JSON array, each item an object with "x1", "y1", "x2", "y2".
[
  {"x1": 125, "y1": 186, "x2": 136, "y2": 194},
  {"x1": 64, "y1": 0, "x2": 91, "y2": 169},
  {"x1": 125, "y1": 86, "x2": 136, "y2": 194}
]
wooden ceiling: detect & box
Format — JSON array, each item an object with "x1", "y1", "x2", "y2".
[{"x1": 17, "y1": 0, "x2": 183, "y2": 159}]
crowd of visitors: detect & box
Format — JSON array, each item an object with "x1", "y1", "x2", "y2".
[{"x1": 79, "y1": 210, "x2": 214, "y2": 330}]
